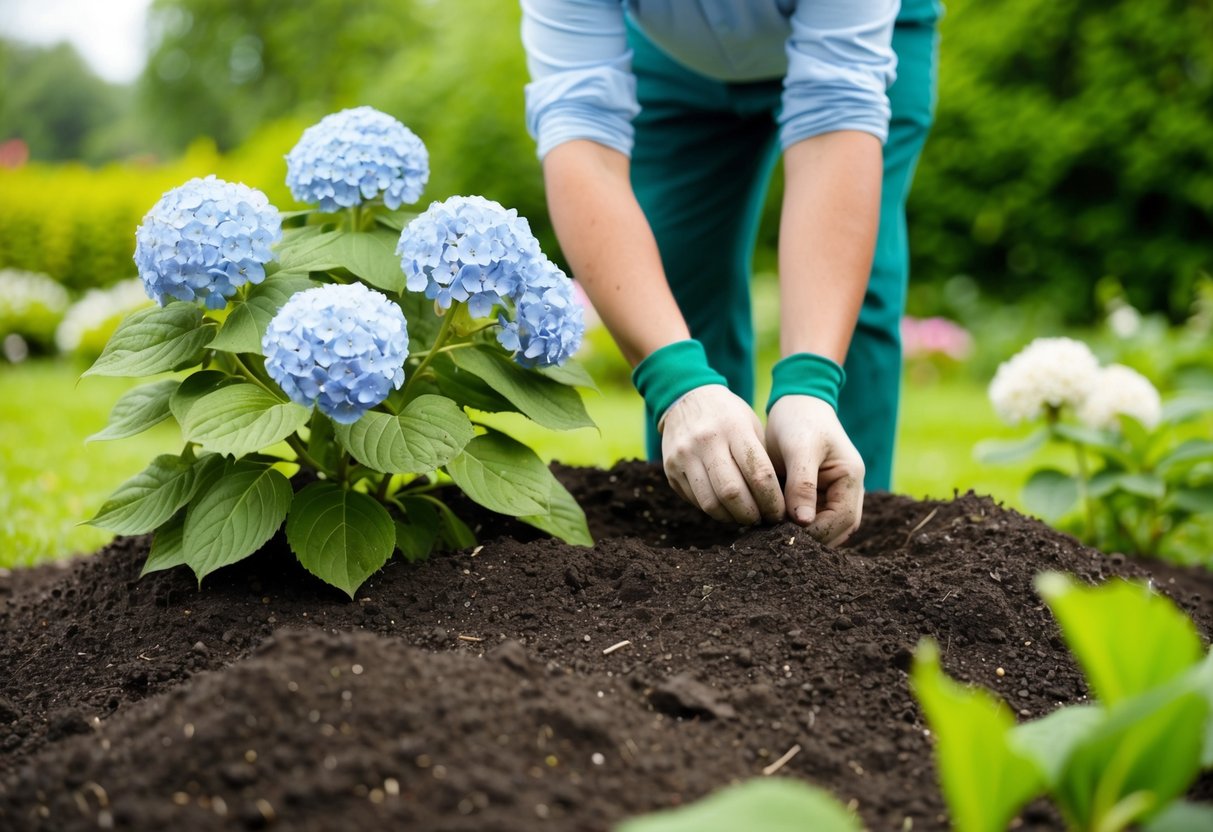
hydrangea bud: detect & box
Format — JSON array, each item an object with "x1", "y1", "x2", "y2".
[
  {"x1": 134, "y1": 176, "x2": 282, "y2": 310},
  {"x1": 286, "y1": 107, "x2": 429, "y2": 211},
  {"x1": 398, "y1": 195, "x2": 543, "y2": 318},
  {"x1": 496, "y1": 260, "x2": 585, "y2": 367},
  {"x1": 262, "y1": 283, "x2": 409, "y2": 424},
  {"x1": 988, "y1": 337, "x2": 1101, "y2": 425},
  {"x1": 1077, "y1": 364, "x2": 1162, "y2": 431}
]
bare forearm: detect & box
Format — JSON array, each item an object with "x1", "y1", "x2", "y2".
[
  {"x1": 778, "y1": 131, "x2": 883, "y2": 362},
  {"x1": 543, "y1": 140, "x2": 689, "y2": 366}
]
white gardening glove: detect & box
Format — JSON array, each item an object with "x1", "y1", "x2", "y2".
[
  {"x1": 660, "y1": 384, "x2": 786, "y2": 526},
  {"x1": 765, "y1": 395, "x2": 865, "y2": 546}
]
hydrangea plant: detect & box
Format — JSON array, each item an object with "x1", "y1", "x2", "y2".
[
  {"x1": 978, "y1": 337, "x2": 1213, "y2": 562},
  {"x1": 84, "y1": 108, "x2": 592, "y2": 596}
]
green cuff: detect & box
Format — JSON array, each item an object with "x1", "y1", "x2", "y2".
[
  {"x1": 632, "y1": 340, "x2": 728, "y2": 424},
  {"x1": 766, "y1": 352, "x2": 847, "y2": 413}
]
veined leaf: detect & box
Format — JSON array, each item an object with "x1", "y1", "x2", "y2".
[
  {"x1": 210, "y1": 273, "x2": 317, "y2": 353},
  {"x1": 87, "y1": 378, "x2": 178, "y2": 442},
  {"x1": 182, "y1": 461, "x2": 292, "y2": 581},
  {"x1": 450, "y1": 345, "x2": 594, "y2": 431},
  {"x1": 335, "y1": 395, "x2": 474, "y2": 474},
  {"x1": 88, "y1": 454, "x2": 198, "y2": 534},
  {"x1": 537, "y1": 359, "x2": 598, "y2": 391},
  {"x1": 286, "y1": 482, "x2": 395, "y2": 597},
  {"x1": 170, "y1": 370, "x2": 233, "y2": 425},
  {"x1": 1011, "y1": 705, "x2": 1104, "y2": 788},
  {"x1": 912, "y1": 640, "x2": 1044, "y2": 832},
  {"x1": 140, "y1": 511, "x2": 187, "y2": 577},
  {"x1": 445, "y1": 431, "x2": 550, "y2": 517},
  {"x1": 84, "y1": 303, "x2": 214, "y2": 378},
  {"x1": 182, "y1": 382, "x2": 311, "y2": 458},
  {"x1": 275, "y1": 228, "x2": 404, "y2": 292},
  {"x1": 520, "y1": 474, "x2": 592, "y2": 546}
]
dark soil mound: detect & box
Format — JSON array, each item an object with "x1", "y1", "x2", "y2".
[{"x1": 1, "y1": 461, "x2": 1211, "y2": 831}]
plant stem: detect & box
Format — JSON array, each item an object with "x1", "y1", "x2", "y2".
[
  {"x1": 286, "y1": 433, "x2": 330, "y2": 476},
  {"x1": 402, "y1": 305, "x2": 459, "y2": 400},
  {"x1": 376, "y1": 473, "x2": 394, "y2": 501},
  {"x1": 232, "y1": 353, "x2": 279, "y2": 398}
]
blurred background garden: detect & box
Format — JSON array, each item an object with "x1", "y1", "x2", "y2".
[{"x1": 1, "y1": 0, "x2": 1211, "y2": 568}]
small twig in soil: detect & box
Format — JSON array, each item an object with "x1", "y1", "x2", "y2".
[
  {"x1": 602, "y1": 640, "x2": 632, "y2": 655},
  {"x1": 457, "y1": 635, "x2": 482, "y2": 643},
  {"x1": 904, "y1": 508, "x2": 939, "y2": 544},
  {"x1": 761, "y1": 744, "x2": 802, "y2": 776}
]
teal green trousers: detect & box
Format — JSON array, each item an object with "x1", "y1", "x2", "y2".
[{"x1": 629, "y1": 18, "x2": 938, "y2": 491}]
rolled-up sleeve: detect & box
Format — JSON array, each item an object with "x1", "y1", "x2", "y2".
[
  {"x1": 521, "y1": 0, "x2": 641, "y2": 160},
  {"x1": 780, "y1": 0, "x2": 898, "y2": 149}
]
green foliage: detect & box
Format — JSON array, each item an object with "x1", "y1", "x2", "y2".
[
  {"x1": 908, "y1": 0, "x2": 1213, "y2": 320},
  {"x1": 84, "y1": 151, "x2": 595, "y2": 595},
  {"x1": 911, "y1": 641, "x2": 1044, "y2": 832},
  {"x1": 615, "y1": 778, "x2": 863, "y2": 832},
  {"x1": 914, "y1": 572, "x2": 1213, "y2": 832}
]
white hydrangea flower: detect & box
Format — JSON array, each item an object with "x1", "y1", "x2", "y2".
[
  {"x1": 988, "y1": 337, "x2": 1101, "y2": 425},
  {"x1": 56, "y1": 279, "x2": 152, "y2": 354},
  {"x1": 1077, "y1": 364, "x2": 1162, "y2": 431},
  {"x1": 0, "y1": 269, "x2": 69, "y2": 320}
]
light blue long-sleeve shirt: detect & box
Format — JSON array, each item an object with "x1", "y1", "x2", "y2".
[{"x1": 521, "y1": 0, "x2": 901, "y2": 160}]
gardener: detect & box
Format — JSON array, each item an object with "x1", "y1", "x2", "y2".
[{"x1": 521, "y1": 0, "x2": 938, "y2": 543}]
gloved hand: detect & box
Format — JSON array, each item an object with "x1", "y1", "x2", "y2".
[
  {"x1": 660, "y1": 384, "x2": 785, "y2": 525},
  {"x1": 765, "y1": 394, "x2": 865, "y2": 546}
]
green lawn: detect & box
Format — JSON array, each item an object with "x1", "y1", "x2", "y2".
[{"x1": 0, "y1": 358, "x2": 1042, "y2": 568}]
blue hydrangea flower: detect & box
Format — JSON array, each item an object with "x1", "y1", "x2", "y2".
[
  {"x1": 397, "y1": 195, "x2": 543, "y2": 319},
  {"x1": 496, "y1": 260, "x2": 585, "y2": 368},
  {"x1": 286, "y1": 107, "x2": 429, "y2": 212},
  {"x1": 262, "y1": 282, "x2": 409, "y2": 424},
  {"x1": 134, "y1": 176, "x2": 282, "y2": 310}
]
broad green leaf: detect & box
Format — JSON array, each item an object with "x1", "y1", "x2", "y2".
[
  {"x1": 1053, "y1": 423, "x2": 1124, "y2": 454},
  {"x1": 373, "y1": 208, "x2": 418, "y2": 232},
  {"x1": 450, "y1": 345, "x2": 595, "y2": 431},
  {"x1": 1036, "y1": 573, "x2": 1204, "y2": 705},
  {"x1": 210, "y1": 273, "x2": 317, "y2": 353},
  {"x1": 615, "y1": 778, "x2": 862, "y2": 832},
  {"x1": 520, "y1": 475, "x2": 593, "y2": 546},
  {"x1": 1143, "y1": 801, "x2": 1213, "y2": 832},
  {"x1": 170, "y1": 370, "x2": 232, "y2": 425},
  {"x1": 275, "y1": 229, "x2": 405, "y2": 292},
  {"x1": 140, "y1": 511, "x2": 187, "y2": 576},
  {"x1": 182, "y1": 382, "x2": 311, "y2": 458},
  {"x1": 1156, "y1": 439, "x2": 1213, "y2": 476},
  {"x1": 1114, "y1": 472, "x2": 1166, "y2": 500},
  {"x1": 335, "y1": 395, "x2": 474, "y2": 474},
  {"x1": 911, "y1": 640, "x2": 1044, "y2": 832},
  {"x1": 286, "y1": 482, "x2": 395, "y2": 597},
  {"x1": 1160, "y1": 391, "x2": 1213, "y2": 424},
  {"x1": 1120, "y1": 415, "x2": 1154, "y2": 455},
  {"x1": 84, "y1": 303, "x2": 214, "y2": 378},
  {"x1": 1051, "y1": 673, "x2": 1208, "y2": 831},
  {"x1": 87, "y1": 378, "x2": 178, "y2": 442},
  {"x1": 445, "y1": 431, "x2": 551, "y2": 517},
  {"x1": 974, "y1": 427, "x2": 1048, "y2": 464},
  {"x1": 422, "y1": 495, "x2": 477, "y2": 550},
  {"x1": 537, "y1": 358, "x2": 598, "y2": 391},
  {"x1": 394, "y1": 499, "x2": 441, "y2": 563},
  {"x1": 182, "y1": 461, "x2": 292, "y2": 581},
  {"x1": 1169, "y1": 485, "x2": 1213, "y2": 515},
  {"x1": 1011, "y1": 705, "x2": 1104, "y2": 787},
  {"x1": 88, "y1": 454, "x2": 197, "y2": 534},
  {"x1": 1022, "y1": 468, "x2": 1079, "y2": 521},
  {"x1": 431, "y1": 354, "x2": 517, "y2": 414}
]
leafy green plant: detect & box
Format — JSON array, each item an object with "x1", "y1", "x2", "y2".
[
  {"x1": 83, "y1": 108, "x2": 593, "y2": 597},
  {"x1": 614, "y1": 778, "x2": 863, "y2": 832},
  {"x1": 977, "y1": 336, "x2": 1213, "y2": 563},
  {"x1": 914, "y1": 572, "x2": 1213, "y2": 832}
]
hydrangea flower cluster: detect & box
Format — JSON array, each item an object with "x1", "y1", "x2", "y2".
[
  {"x1": 286, "y1": 107, "x2": 429, "y2": 212},
  {"x1": 134, "y1": 176, "x2": 282, "y2": 310},
  {"x1": 398, "y1": 195, "x2": 543, "y2": 318},
  {"x1": 1077, "y1": 364, "x2": 1162, "y2": 431},
  {"x1": 989, "y1": 337, "x2": 1101, "y2": 424},
  {"x1": 496, "y1": 260, "x2": 585, "y2": 368},
  {"x1": 262, "y1": 283, "x2": 409, "y2": 424}
]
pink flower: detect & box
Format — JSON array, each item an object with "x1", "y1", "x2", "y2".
[{"x1": 901, "y1": 316, "x2": 973, "y2": 361}]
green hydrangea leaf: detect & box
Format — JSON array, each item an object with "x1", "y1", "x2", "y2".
[
  {"x1": 210, "y1": 273, "x2": 318, "y2": 353},
  {"x1": 84, "y1": 303, "x2": 215, "y2": 378},
  {"x1": 276, "y1": 229, "x2": 404, "y2": 293},
  {"x1": 182, "y1": 460, "x2": 292, "y2": 582},
  {"x1": 286, "y1": 482, "x2": 396, "y2": 597},
  {"x1": 87, "y1": 379, "x2": 178, "y2": 442},
  {"x1": 1022, "y1": 468, "x2": 1079, "y2": 521},
  {"x1": 182, "y1": 382, "x2": 311, "y2": 458},
  {"x1": 88, "y1": 454, "x2": 198, "y2": 535},
  {"x1": 334, "y1": 394, "x2": 474, "y2": 474},
  {"x1": 140, "y1": 511, "x2": 187, "y2": 577},
  {"x1": 450, "y1": 345, "x2": 594, "y2": 431},
  {"x1": 169, "y1": 370, "x2": 233, "y2": 425},
  {"x1": 520, "y1": 475, "x2": 592, "y2": 546},
  {"x1": 445, "y1": 431, "x2": 550, "y2": 517}
]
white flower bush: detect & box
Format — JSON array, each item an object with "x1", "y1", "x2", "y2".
[
  {"x1": 988, "y1": 337, "x2": 1101, "y2": 425},
  {"x1": 55, "y1": 279, "x2": 152, "y2": 356},
  {"x1": 1077, "y1": 364, "x2": 1162, "y2": 431}
]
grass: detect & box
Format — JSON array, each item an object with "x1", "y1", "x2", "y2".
[{"x1": 0, "y1": 357, "x2": 1048, "y2": 569}]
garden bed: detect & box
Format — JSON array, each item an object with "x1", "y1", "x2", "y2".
[{"x1": 2, "y1": 461, "x2": 1211, "y2": 831}]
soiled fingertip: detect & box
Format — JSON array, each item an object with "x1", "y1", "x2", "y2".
[{"x1": 793, "y1": 506, "x2": 815, "y2": 526}]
